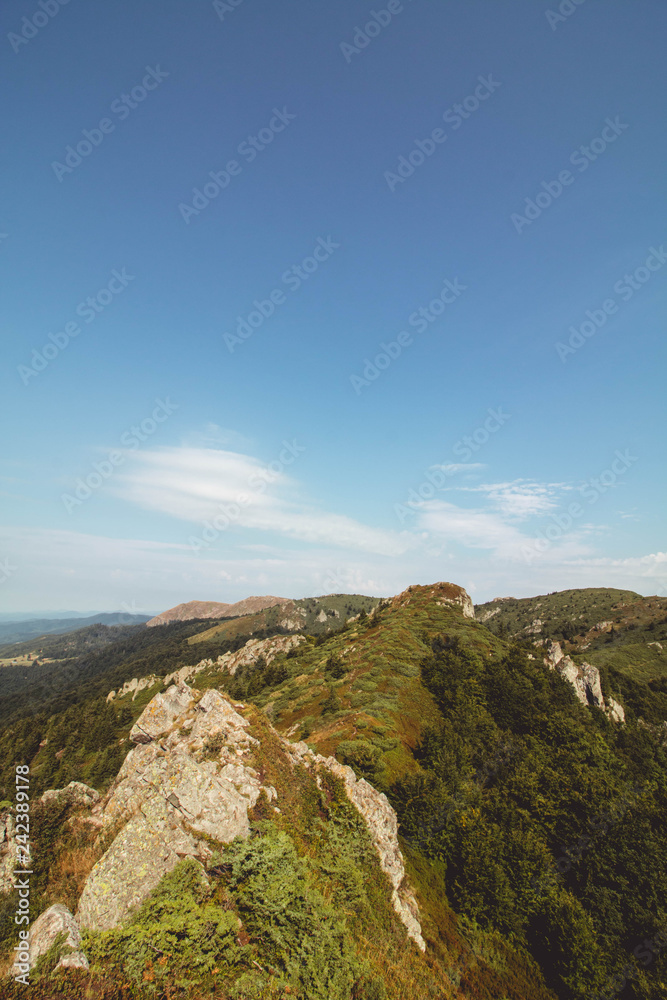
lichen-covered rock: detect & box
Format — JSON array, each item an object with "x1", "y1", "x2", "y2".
[
  {"x1": 39, "y1": 781, "x2": 100, "y2": 809},
  {"x1": 285, "y1": 740, "x2": 425, "y2": 951},
  {"x1": 27, "y1": 904, "x2": 88, "y2": 971},
  {"x1": 0, "y1": 812, "x2": 17, "y2": 893},
  {"x1": 77, "y1": 686, "x2": 267, "y2": 932},
  {"x1": 77, "y1": 815, "x2": 191, "y2": 932},
  {"x1": 214, "y1": 634, "x2": 305, "y2": 676},
  {"x1": 129, "y1": 682, "x2": 193, "y2": 743}
]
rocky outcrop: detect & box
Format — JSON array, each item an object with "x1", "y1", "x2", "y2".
[
  {"x1": 214, "y1": 634, "x2": 305, "y2": 676},
  {"x1": 545, "y1": 642, "x2": 624, "y2": 721},
  {"x1": 39, "y1": 782, "x2": 100, "y2": 809},
  {"x1": 77, "y1": 685, "x2": 269, "y2": 933},
  {"x1": 286, "y1": 741, "x2": 425, "y2": 951},
  {"x1": 107, "y1": 675, "x2": 161, "y2": 702},
  {"x1": 0, "y1": 812, "x2": 17, "y2": 894},
  {"x1": 476, "y1": 607, "x2": 501, "y2": 623},
  {"x1": 109, "y1": 636, "x2": 306, "y2": 705},
  {"x1": 396, "y1": 582, "x2": 475, "y2": 620},
  {"x1": 128, "y1": 683, "x2": 194, "y2": 743},
  {"x1": 26, "y1": 904, "x2": 88, "y2": 971}
]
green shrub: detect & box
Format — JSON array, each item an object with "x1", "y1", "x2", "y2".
[
  {"x1": 213, "y1": 824, "x2": 363, "y2": 999},
  {"x1": 336, "y1": 739, "x2": 383, "y2": 781},
  {"x1": 84, "y1": 857, "x2": 244, "y2": 989}
]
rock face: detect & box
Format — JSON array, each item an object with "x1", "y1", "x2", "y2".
[
  {"x1": 72, "y1": 680, "x2": 424, "y2": 955},
  {"x1": 214, "y1": 634, "x2": 305, "y2": 676},
  {"x1": 77, "y1": 685, "x2": 268, "y2": 933},
  {"x1": 106, "y1": 675, "x2": 161, "y2": 702},
  {"x1": 545, "y1": 642, "x2": 624, "y2": 720},
  {"x1": 286, "y1": 741, "x2": 425, "y2": 951},
  {"x1": 27, "y1": 904, "x2": 88, "y2": 971}
]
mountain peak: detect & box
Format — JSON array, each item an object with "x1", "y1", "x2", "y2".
[{"x1": 146, "y1": 596, "x2": 290, "y2": 627}]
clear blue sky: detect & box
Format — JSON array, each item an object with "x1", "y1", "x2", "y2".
[{"x1": 1, "y1": 0, "x2": 666, "y2": 613}]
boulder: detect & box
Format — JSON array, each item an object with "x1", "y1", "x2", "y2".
[
  {"x1": 129, "y1": 682, "x2": 193, "y2": 743},
  {"x1": 40, "y1": 781, "x2": 100, "y2": 809},
  {"x1": 27, "y1": 904, "x2": 88, "y2": 971}
]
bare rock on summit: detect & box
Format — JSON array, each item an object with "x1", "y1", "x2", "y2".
[{"x1": 146, "y1": 596, "x2": 290, "y2": 627}]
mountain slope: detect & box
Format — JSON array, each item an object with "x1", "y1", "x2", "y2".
[{"x1": 2, "y1": 582, "x2": 666, "y2": 999}]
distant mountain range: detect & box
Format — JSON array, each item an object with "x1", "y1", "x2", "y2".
[{"x1": 0, "y1": 613, "x2": 150, "y2": 645}]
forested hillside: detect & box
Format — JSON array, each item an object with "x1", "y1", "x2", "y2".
[{"x1": 1, "y1": 583, "x2": 665, "y2": 999}]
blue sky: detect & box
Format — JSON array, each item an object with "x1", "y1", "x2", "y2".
[{"x1": 1, "y1": 0, "x2": 666, "y2": 614}]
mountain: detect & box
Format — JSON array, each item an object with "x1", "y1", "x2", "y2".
[
  {"x1": 1, "y1": 582, "x2": 666, "y2": 1000},
  {"x1": 0, "y1": 613, "x2": 151, "y2": 646},
  {"x1": 146, "y1": 595, "x2": 291, "y2": 626},
  {"x1": 475, "y1": 587, "x2": 667, "y2": 685}
]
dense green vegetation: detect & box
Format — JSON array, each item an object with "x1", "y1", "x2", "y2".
[{"x1": 391, "y1": 635, "x2": 667, "y2": 1000}]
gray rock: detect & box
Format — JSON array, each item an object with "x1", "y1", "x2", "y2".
[
  {"x1": 77, "y1": 814, "x2": 187, "y2": 932},
  {"x1": 27, "y1": 904, "x2": 88, "y2": 971},
  {"x1": 129, "y1": 682, "x2": 193, "y2": 743},
  {"x1": 40, "y1": 781, "x2": 100, "y2": 809},
  {"x1": 0, "y1": 812, "x2": 17, "y2": 894},
  {"x1": 77, "y1": 686, "x2": 267, "y2": 933}
]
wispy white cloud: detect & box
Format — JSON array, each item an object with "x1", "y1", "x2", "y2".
[
  {"x1": 439, "y1": 478, "x2": 567, "y2": 519},
  {"x1": 114, "y1": 446, "x2": 411, "y2": 557}
]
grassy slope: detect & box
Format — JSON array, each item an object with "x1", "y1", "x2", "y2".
[{"x1": 475, "y1": 588, "x2": 667, "y2": 684}]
